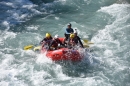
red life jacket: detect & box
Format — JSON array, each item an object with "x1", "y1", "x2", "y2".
[
  {"x1": 51, "y1": 39, "x2": 61, "y2": 48},
  {"x1": 51, "y1": 40, "x2": 58, "y2": 47}
]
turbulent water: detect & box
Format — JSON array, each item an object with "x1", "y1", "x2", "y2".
[{"x1": 0, "y1": 0, "x2": 130, "y2": 86}]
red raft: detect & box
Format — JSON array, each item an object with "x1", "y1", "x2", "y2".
[
  {"x1": 41, "y1": 37, "x2": 83, "y2": 61},
  {"x1": 41, "y1": 48, "x2": 82, "y2": 61}
]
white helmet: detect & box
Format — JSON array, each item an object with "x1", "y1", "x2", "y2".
[
  {"x1": 74, "y1": 29, "x2": 77, "y2": 33},
  {"x1": 54, "y1": 34, "x2": 59, "y2": 39}
]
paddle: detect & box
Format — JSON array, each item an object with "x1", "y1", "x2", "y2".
[
  {"x1": 33, "y1": 46, "x2": 41, "y2": 51},
  {"x1": 24, "y1": 45, "x2": 34, "y2": 50},
  {"x1": 83, "y1": 39, "x2": 94, "y2": 44},
  {"x1": 82, "y1": 39, "x2": 94, "y2": 48},
  {"x1": 24, "y1": 44, "x2": 41, "y2": 51}
]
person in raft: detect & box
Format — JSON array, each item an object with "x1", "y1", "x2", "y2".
[
  {"x1": 64, "y1": 23, "x2": 74, "y2": 41},
  {"x1": 49, "y1": 34, "x2": 64, "y2": 50},
  {"x1": 40, "y1": 33, "x2": 53, "y2": 49},
  {"x1": 68, "y1": 29, "x2": 84, "y2": 48}
]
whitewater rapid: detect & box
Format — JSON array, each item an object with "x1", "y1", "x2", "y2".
[{"x1": 0, "y1": 0, "x2": 130, "y2": 86}]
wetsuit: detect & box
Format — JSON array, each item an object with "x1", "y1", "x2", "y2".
[
  {"x1": 64, "y1": 28, "x2": 74, "y2": 40},
  {"x1": 68, "y1": 36, "x2": 84, "y2": 48},
  {"x1": 49, "y1": 38, "x2": 64, "y2": 50},
  {"x1": 40, "y1": 37, "x2": 53, "y2": 45}
]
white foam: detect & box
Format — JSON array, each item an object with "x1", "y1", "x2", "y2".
[
  {"x1": 0, "y1": 39, "x2": 4, "y2": 45},
  {"x1": 1, "y1": 54, "x2": 14, "y2": 67},
  {"x1": 93, "y1": 4, "x2": 130, "y2": 46},
  {"x1": 0, "y1": 1, "x2": 15, "y2": 8},
  {"x1": 36, "y1": 53, "x2": 52, "y2": 64},
  {"x1": 3, "y1": 32, "x2": 17, "y2": 40},
  {"x1": 98, "y1": 4, "x2": 130, "y2": 18},
  {"x1": 2, "y1": 21, "x2": 10, "y2": 30},
  {"x1": 55, "y1": 17, "x2": 60, "y2": 20},
  {"x1": 24, "y1": 50, "x2": 36, "y2": 56},
  {"x1": 104, "y1": 49, "x2": 113, "y2": 57},
  {"x1": 0, "y1": 81, "x2": 9, "y2": 86},
  {"x1": 0, "y1": 0, "x2": 42, "y2": 27},
  {"x1": 91, "y1": 29, "x2": 112, "y2": 45},
  {"x1": 90, "y1": 4, "x2": 130, "y2": 84},
  {"x1": 26, "y1": 25, "x2": 39, "y2": 31}
]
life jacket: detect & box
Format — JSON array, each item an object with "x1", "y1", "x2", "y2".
[
  {"x1": 64, "y1": 28, "x2": 74, "y2": 40},
  {"x1": 44, "y1": 37, "x2": 52, "y2": 44},
  {"x1": 42, "y1": 37, "x2": 52, "y2": 48},
  {"x1": 59, "y1": 38, "x2": 65, "y2": 43},
  {"x1": 51, "y1": 41, "x2": 58, "y2": 48},
  {"x1": 73, "y1": 36, "x2": 79, "y2": 44},
  {"x1": 51, "y1": 39, "x2": 61, "y2": 48},
  {"x1": 65, "y1": 28, "x2": 74, "y2": 34}
]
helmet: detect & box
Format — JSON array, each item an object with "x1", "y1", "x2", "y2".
[
  {"x1": 54, "y1": 34, "x2": 59, "y2": 39},
  {"x1": 74, "y1": 29, "x2": 77, "y2": 33},
  {"x1": 67, "y1": 23, "x2": 71, "y2": 27},
  {"x1": 46, "y1": 33, "x2": 51, "y2": 38},
  {"x1": 70, "y1": 33, "x2": 75, "y2": 38}
]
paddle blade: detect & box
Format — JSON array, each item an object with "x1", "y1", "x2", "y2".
[
  {"x1": 83, "y1": 39, "x2": 89, "y2": 43},
  {"x1": 83, "y1": 39, "x2": 94, "y2": 44},
  {"x1": 24, "y1": 45, "x2": 34, "y2": 50},
  {"x1": 88, "y1": 42, "x2": 94, "y2": 44},
  {"x1": 83, "y1": 44, "x2": 89, "y2": 48},
  {"x1": 34, "y1": 46, "x2": 41, "y2": 51}
]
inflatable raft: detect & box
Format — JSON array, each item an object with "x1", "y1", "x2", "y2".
[{"x1": 41, "y1": 48, "x2": 82, "y2": 61}]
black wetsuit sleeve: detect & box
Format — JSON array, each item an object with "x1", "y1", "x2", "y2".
[
  {"x1": 48, "y1": 40, "x2": 54, "y2": 49},
  {"x1": 78, "y1": 36, "x2": 84, "y2": 48},
  {"x1": 67, "y1": 38, "x2": 70, "y2": 46},
  {"x1": 40, "y1": 38, "x2": 45, "y2": 44},
  {"x1": 72, "y1": 28, "x2": 74, "y2": 33},
  {"x1": 50, "y1": 40, "x2": 54, "y2": 46},
  {"x1": 50, "y1": 37, "x2": 53, "y2": 39}
]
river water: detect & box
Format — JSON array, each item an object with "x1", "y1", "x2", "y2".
[{"x1": 0, "y1": 0, "x2": 130, "y2": 86}]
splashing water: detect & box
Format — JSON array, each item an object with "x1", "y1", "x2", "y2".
[{"x1": 0, "y1": 0, "x2": 130, "y2": 86}]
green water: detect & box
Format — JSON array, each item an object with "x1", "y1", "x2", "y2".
[{"x1": 0, "y1": 0, "x2": 130, "y2": 86}]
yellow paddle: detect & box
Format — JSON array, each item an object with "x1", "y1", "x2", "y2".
[
  {"x1": 33, "y1": 46, "x2": 41, "y2": 51},
  {"x1": 82, "y1": 39, "x2": 94, "y2": 48},
  {"x1": 83, "y1": 39, "x2": 94, "y2": 44},
  {"x1": 24, "y1": 45, "x2": 41, "y2": 51},
  {"x1": 24, "y1": 45, "x2": 34, "y2": 50}
]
